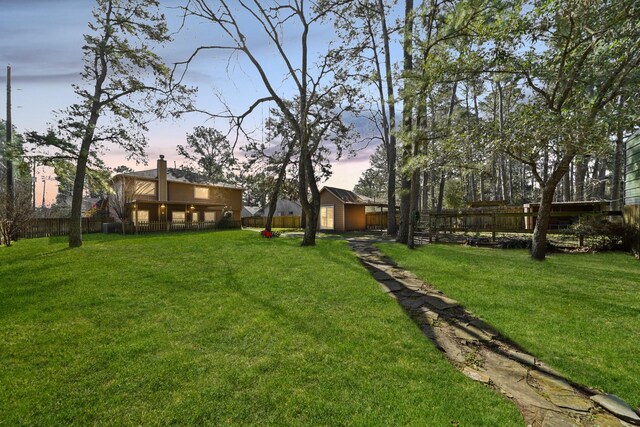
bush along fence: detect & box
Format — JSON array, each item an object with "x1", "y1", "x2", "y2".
[{"x1": 241, "y1": 215, "x2": 301, "y2": 229}]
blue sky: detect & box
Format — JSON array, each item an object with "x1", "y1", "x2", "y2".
[{"x1": 0, "y1": 0, "x2": 377, "y2": 205}]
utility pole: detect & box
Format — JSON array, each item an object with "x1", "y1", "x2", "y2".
[
  {"x1": 41, "y1": 177, "x2": 46, "y2": 209},
  {"x1": 5, "y1": 65, "x2": 15, "y2": 234},
  {"x1": 32, "y1": 160, "x2": 36, "y2": 210}
]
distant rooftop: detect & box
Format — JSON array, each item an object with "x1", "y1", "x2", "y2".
[
  {"x1": 118, "y1": 168, "x2": 243, "y2": 190},
  {"x1": 322, "y1": 186, "x2": 385, "y2": 206}
]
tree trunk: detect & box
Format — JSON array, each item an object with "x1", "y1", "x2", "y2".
[
  {"x1": 531, "y1": 152, "x2": 574, "y2": 260},
  {"x1": 562, "y1": 167, "x2": 571, "y2": 201},
  {"x1": 69, "y1": 108, "x2": 101, "y2": 248},
  {"x1": 396, "y1": 0, "x2": 414, "y2": 244},
  {"x1": 422, "y1": 171, "x2": 429, "y2": 211},
  {"x1": 611, "y1": 127, "x2": 624, "y2": 210},
  {"x1": 69, "y1": 141, "x2": 92, "y2": 247},
  {"x1": 436, "y1": 170, "x2": 445, "y2": 214},
  {"x1": 407, "y1": 167, "x2": 420, "y2": 249},
  {"x1": 531, "y1": 184, "x2": 555, "y2": 260},
  {"x1": 376, "y1": 0, "x2": 397, "y2": 236},
  {"x1": 299, "y1": 144, "x2": 319, "y2": 246},
  {"x1": 597, "y1": 159, "x2": 607, "y2": 200},
  {"x1": 574, "y1": 155, "x2": 588, "y2": 201},
  {"x1": 430, "y1": 169, "x2": 437, "y2": 207},
  {"x1": 265, "y1": 143, "x2": 294, "y2": 230}
]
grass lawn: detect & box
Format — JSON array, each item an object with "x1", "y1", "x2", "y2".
[
  {"x1": 377, "y1": 242, "x2": 640, "y2": 409},
  {"x1": 0, "y1": 231, "x2": 523, "y2": 426}
]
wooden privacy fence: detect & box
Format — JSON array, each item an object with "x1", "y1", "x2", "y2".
[
  {"x1": 366, "y1": 212, "x2": 400, "y2": 230},
  {"x1": 423, "y1": 210, "x2": 624, "y2": 241},
  {"x1": 18, "y1": 217, "x2": 110, "y2": 239},
  {"x1": 241, "y1": 216, "x2": 301, "y2": 228}
]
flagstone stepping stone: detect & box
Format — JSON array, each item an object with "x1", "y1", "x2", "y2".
[
  {"x1": 401, "y1": 297, "x2": 427, "y2": 309},
  {"x1": 541, "y1": 411, "x2": 581, "y2": 427},
  {"x1": 376, "y1": 279, "x2": 404, "y2": 293},
  {"x1": 504, "y1": 348, "x2": 537, "y2": 367},
  {"x1": 591, "y1": 394, "x2": 640, "y2": 424},
  {"x1": 422, "y1": 294, "x2": 459, "y2": 311},
  {"x1": 348, "y1": 238, "x2": 634, "y2": 427},
  {"x1": 469, "y1": 319, "x2": 500, "y2": 339},
  {"x1": 372, "y1": 270, "x2": 393, "y2": 281},
  {"x1": 463, "y1": 366, "x2": 491, "y2": 383},
  {"x1": 528, "y1": 370, "x2": 593, "y2": 412},
  {"x1": 592, "y1": 411, "x2": 635, "y2": 427}
]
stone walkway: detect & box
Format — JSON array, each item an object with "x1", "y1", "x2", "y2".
[{"x1": 347, "y1": 238, "x2": 640, "y2": 427}]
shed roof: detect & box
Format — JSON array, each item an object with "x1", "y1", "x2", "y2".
[{"x1": 322, "y1": 186, "x2": 387, "y2": 206}]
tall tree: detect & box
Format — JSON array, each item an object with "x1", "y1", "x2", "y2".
[
  {"x1": 177, "y1": 127, "x2": 238, "y2": 183},
  {"x1": 179, "y1": 0, "x2": 357, "y2": 246},
  {"x1": 52, "y1": 0, "x2": 190, "y2": 248},
  {"x1": 354, "y1": 143, "x2": 389, "y2": 199},
  {"x1": 493, "y1": 0, "x2": 640, "y2": 260},
  {"x1": 0, "y1": 121, "x2": 31, "y2": 246},
  {"x1": 244, "y1": 97, "x2": 356, "y2": 231},
  {"x1": 333, "y1": 0, "x2": 399, "y2": 234},
  {"x1": 397, "y1": 0, "x2": 414, "y2": 245}
]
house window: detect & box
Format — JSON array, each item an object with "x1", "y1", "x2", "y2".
[
  {"x1": 172, "y1": 211, "x2": 185, "y2": 222},
  {"x1": 135, "y1": 180, "x2": 156, "y2": 196},
  {"x1": 136, "y1": 210, "x2": 149, "y2": 223},
  {"x1": 194, "y1": 186, "x2": 209, "y2": 199},
  {"x1": 320, "y1": 205, "x2": 334, "y2": 230},
  {"x1": 192, "y1": 212, "x2": 200, "y2": 222},
  {"x1": 204, "y1": 211, "x2": 216, "y2": 222}
]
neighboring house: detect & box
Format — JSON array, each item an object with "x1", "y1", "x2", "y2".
[
  {"x1": 625, "y1": 131, "x2": 640, "y2": 226},
  {"x1": 241, "y1": 206, "x2": 261, "y2": 218},
  {"x1": 255, "y1": 199, "x2": 302, "y2": 217},
  {"x1": 318, "y1": 186, "x2": 387, "y2": 232},
  {"x1": 111, "y1": 155, "x2": 243, "y2": 225}
]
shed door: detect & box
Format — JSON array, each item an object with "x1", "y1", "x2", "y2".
[{"x1": 320, "y1": 205, "x2": 334, "y2": 230}]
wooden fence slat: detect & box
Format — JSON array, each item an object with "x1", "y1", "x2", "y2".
[
  {"x1": 241, "y1": 216, "x2": 301, "y2": 229},
  {"x1": 17, "y1": 217, "x2": 114, "y2": 239}
]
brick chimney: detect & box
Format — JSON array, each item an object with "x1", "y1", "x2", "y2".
[{"x1": 157, "y1": 155, "x2": 167, "y2": 201}]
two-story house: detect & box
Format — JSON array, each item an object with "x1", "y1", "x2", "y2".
[{"x1": 111, "y1": 155, "x2": 243, "y2": 227}]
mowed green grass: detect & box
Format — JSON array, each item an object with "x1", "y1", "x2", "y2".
[
  {"x1": 0, "y1": 231, "x2": 523, "y2": 426},
  {"x1": 377, "y1": 243, "x2": 640, "y2": 409}
]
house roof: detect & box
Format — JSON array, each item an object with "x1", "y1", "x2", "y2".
[
  {"x1": 256, "y1": 199, "x2": 302, "y2": 216},
  {"x1": 242, "y1": 206, "x2": 261, "y2": 217},
  {"x1": 116, "y1": 168, "x2": 243, "y2": 190},
  {"x1": 322, "y1": 186, "x2": 387, "y2": 206}
]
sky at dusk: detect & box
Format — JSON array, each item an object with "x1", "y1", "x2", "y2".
[{"x1": 0, "y1": 0, "x2": 381, "y2": 206}]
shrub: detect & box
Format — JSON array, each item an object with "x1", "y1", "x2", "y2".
[
  {"x1": 216, "y1": 210, "x2": 234, "y2": 229},
  {"x1": 572, "y1": 216, "x2": 628, "y2": 251}
]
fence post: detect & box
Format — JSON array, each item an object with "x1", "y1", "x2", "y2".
[
  {"x1": 578, "y1": 215, "x2": 584, "y2": 247},
  {"x1": 429, "y1": 214, "x2": 433, "y2": 243},
  {"x1": 492, "y1": 213, "x2": 496, "y2": 242}
]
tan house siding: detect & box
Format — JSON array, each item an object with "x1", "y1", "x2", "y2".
[
  {"x1": 115, "y1": 157, "x2": 244, "y2": 227},
  {"x1": 319, "y1": 190, "x2": 344, "y2": 231},
  {"x1": 344, "y1": 205, "x2": 366, "y2": 231},
  {"x1": 133, "y1": 178, "x2": 158, "y2": 201}
]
